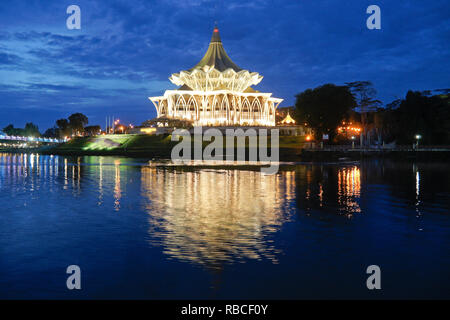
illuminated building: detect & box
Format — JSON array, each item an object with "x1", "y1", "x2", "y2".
[
  {"x1": 337, "y1": 121, "x2": 361, "y2": 135},
  {"x1": 149, "y1": 25, "x2": 283, "y2": 126},
  {"x1": 280, "y1": 112, "x2": 296, "y2": 125}
]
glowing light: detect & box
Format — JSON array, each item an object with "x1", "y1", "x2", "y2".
[
  {"x1": 306, "y1": 135, "x2": 312, "y2": 141},
  {"x1": 150, "y1": 90, "x2": 282, "y2": 126},
  {"x1": 141, "y1": 127, "x2": 157, "y2": 134},
  {"x1": 338, "y1": 126, "x2": 361, "y2": 133},
  {"x1": 337, "y1": 166, "x2": 361, "y2": 214},
  {"x1": 280, "y1": 113, "x2": 296, "y2": 125},
  {"x1": 141, "y1": 167, "x2": 295, "y2": 265},
  {"x1": 149, "y1": 26, "x2": 282, "y2": 126}
]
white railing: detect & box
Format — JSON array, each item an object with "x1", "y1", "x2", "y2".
[{"x1": 0, "y1": 135, "x2": 65, "y2": 143}]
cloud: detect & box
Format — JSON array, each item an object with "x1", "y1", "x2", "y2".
[
  {"x1": 0, "y1": 51, "x2": 21, "y2": 65},
  {"x1": 0, "y1": 0, "x2": 449, "y2": 130}
]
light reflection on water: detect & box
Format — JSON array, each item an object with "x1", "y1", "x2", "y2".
[
  {"x1": 338, "y1": 166, "x2": 361, "y2": 214},
  {"x1": 1, "y1": 153, "x2": 449, "y2": 299},
  {"x1": 141, "y1": 167, "x2": 296, "y2": 267},
  {"x1": 0, "y1": 153, "x2": 365, "y2": 268}
]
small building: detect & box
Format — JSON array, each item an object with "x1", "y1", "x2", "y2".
[{"x1": 280, "y1": 112, "x2": 296, "y2": 125}]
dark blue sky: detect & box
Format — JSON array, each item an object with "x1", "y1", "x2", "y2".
[{"x1": 0, "y1": 0, "x2": 449, "y2": 131}]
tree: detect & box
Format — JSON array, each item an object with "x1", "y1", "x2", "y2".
[
  {"x1": 2, "y1": 124, "x2": 24, "y2": 136},
  {"x1": 2, "y1": 123, "x2": 40, "y2": 137},
  {"x1": 294, "y1": 84, "x2": 356, "y2": 141},
  {"x1": 346, "y1": 81, "x2": 382, "y2": 146},
  {"x1": 23, "y1": 122, "x2": 41, "y2": 137},
  {"x1": 2, "y1": 124, "x2": 15, "y2": 136},
  {"x1": 404, "y1": 91, "x2": 448, "y2": 144},
  {"x1": 380, "y1": 91, "x2": 450, "y2": 145},
  {"x1": 346, "y1": 81, "x2": 382, "y2": 113},
  {"x1": 56, "y1": 118, "x2": 71, "y2": 138},
  {"x1": 84, "y1": 125, "x2": 101, "y2": 136},
  {"x1": 43, "y1": 127, "x2": 59, "y2": 138},
  {"x1": 68, "y1": 113, "x2": 88, "y2": 135}
]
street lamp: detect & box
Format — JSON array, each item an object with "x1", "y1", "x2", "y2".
[
  {"x1": 113, "y1": 119, "x2": 120, "y2": 134},
  {"x1": 351, "y1": 135, "x2": 356, "y2": 149},
  {"x1": 415, "y1": 134, "x2": 422, "y2": 149}
]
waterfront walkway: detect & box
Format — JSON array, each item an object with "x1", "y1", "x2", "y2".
[
  {"x1": 0, "y1": 134, "x2": 64, "y2": 144},
  {"x1": 301, "y1": 145, "x2": 450, "y2": 160}
]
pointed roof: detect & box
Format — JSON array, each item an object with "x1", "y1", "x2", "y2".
[
  {"x1": 190, "y1": 25, "x2": 242, "y2": 72},
  {"x1": 281, "y1": 112, "x2": 296, "y2": 125}
]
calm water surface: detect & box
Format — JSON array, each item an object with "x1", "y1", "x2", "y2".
[{"x1": 0, "y1": 153, "x2": 449, "y2": 299}]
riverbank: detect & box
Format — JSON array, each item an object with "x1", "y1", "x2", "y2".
[
  {"x1": 301, "y1": 146, "x2": 450, "y2": 160},
  {"x1": 2, "y1": 134, "x2": 449, "y2": 161},
  {"x1": 35, "y1": 134, "x2": 305, "y2": 161}
]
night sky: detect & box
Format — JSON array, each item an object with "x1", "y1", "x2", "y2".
[{"x1": 0, "y1": 0, "x2": 449, "y2": 131}]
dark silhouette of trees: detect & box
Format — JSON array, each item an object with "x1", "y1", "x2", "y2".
[
  {"x1": 2, "y1": 123, "x2": 41, "y2": 137},
  {"x1": 43, "y1": 127, "x2": 59, "y2": 138},
  {"x1": 346, "y1": 81, "x2": 382, "y2": 146},
  {"x1": 24, "y1": 122, "x2": 40, "y2": 137},
  {"x1": 2, "y1": 112, "x2": 103, "y2": 139},
  {"x1": 84, "y1": 125, "x2": 101, "y2": 136},
  {"x1": 294, "y1": 84, "x2": 356, "y2": 141},
  {"x1": 68, "y1": 113, "x2": 89, "y2": 135},
  {"x1": 381, "y1": 91, "x2": 450, "y2": 145},
  {"x1": 2, "y1": 124, "x2": 16, "y2": 135},
  {"x1": 56, "y1": 118, "x2": 71, "y2": 138},
  {"x1": 55, "y1": 113, "x2": 94, "y2": 137}
]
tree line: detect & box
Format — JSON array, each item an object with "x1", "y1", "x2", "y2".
[
  {"x1": 2, "y1": 113, "x2": 101, "y2": 138},
  {"x1": 294, "y1": 81, "x2": 450, "y2": 145}
]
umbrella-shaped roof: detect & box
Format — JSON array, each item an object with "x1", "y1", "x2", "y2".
[{"x1": 190, "y1": 25, "x2": 242, "y2": 72}]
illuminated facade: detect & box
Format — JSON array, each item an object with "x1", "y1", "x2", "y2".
[
  {"x1": 280, "y1": 112, "x2": 296, "y2": 125},
  {"x1": 149, "y1": 26, "x2": 283, "y2": 126}
]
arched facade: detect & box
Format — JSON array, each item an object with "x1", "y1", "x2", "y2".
[
  {"x1": 150, "y1": 91, "x2": 281, "y2": 126},
  {"x1": 149, "y1": 26, "x2": 283, "y2": 127}
]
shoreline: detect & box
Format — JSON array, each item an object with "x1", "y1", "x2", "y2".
[
  {"x1": 1, "y1": 134, "x2": 449, "y2": 161},
  {"x1": 1, "y1": 147, "x2": 449, "y2": 162}
]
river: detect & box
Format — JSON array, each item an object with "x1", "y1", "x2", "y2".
[{"x1": 0, "y1": 153, "x2": 449, "y2": 299}]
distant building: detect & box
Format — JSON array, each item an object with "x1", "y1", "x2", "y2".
[
  {"x1": 274, "y1": 106, "x2": 312, "y2": 136},
  {"x1": 275, "y1": 106, "x2": 294, "y2": 124},
  {"x1": 280, "y1": 113, "x2": 296, "y2": 125},
  {"x1": 149, "y1": 25, "x2": 283, "y2": 127}
]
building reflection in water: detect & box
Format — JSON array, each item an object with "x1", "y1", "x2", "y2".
[
  {"x1": 337, "y1": 166, "x2": 361, "y2": 214},
  {"x1": 296, "y1": 165, "x2": 361, "y2": 217},
  {"x1": 0, "y1": 153, "x2": 92, "y2": 198},
  {"x1": 114, "y1": 159, "x2": 121, "y2": 211},
  {"x1": 0, "y1": 153, "x2": 365, "y2": 267},
  {"x1": 141, "y1": 167, "x2": 296, "y2": 268},
  {"x1": 413, "y1": 163, "x2": 421, "y2": 218}
]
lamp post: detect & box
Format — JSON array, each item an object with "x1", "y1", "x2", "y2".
[
  {"x1": 415, "y1": 134, "x2": 422, "y2": 149},
  {"x1": 114, "y1": 119, "x2": 120, "y2": 134},
  {"x1": 351, "y1": 136, "x2": 356, "y2": 149}
]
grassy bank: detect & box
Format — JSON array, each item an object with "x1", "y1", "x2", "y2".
[
  {"x1": 42, "y1": 134, "x2": 306, "y2": 160},
  {"x1": 5, "y1": 135, "x2": 448, "y2": 161}
]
